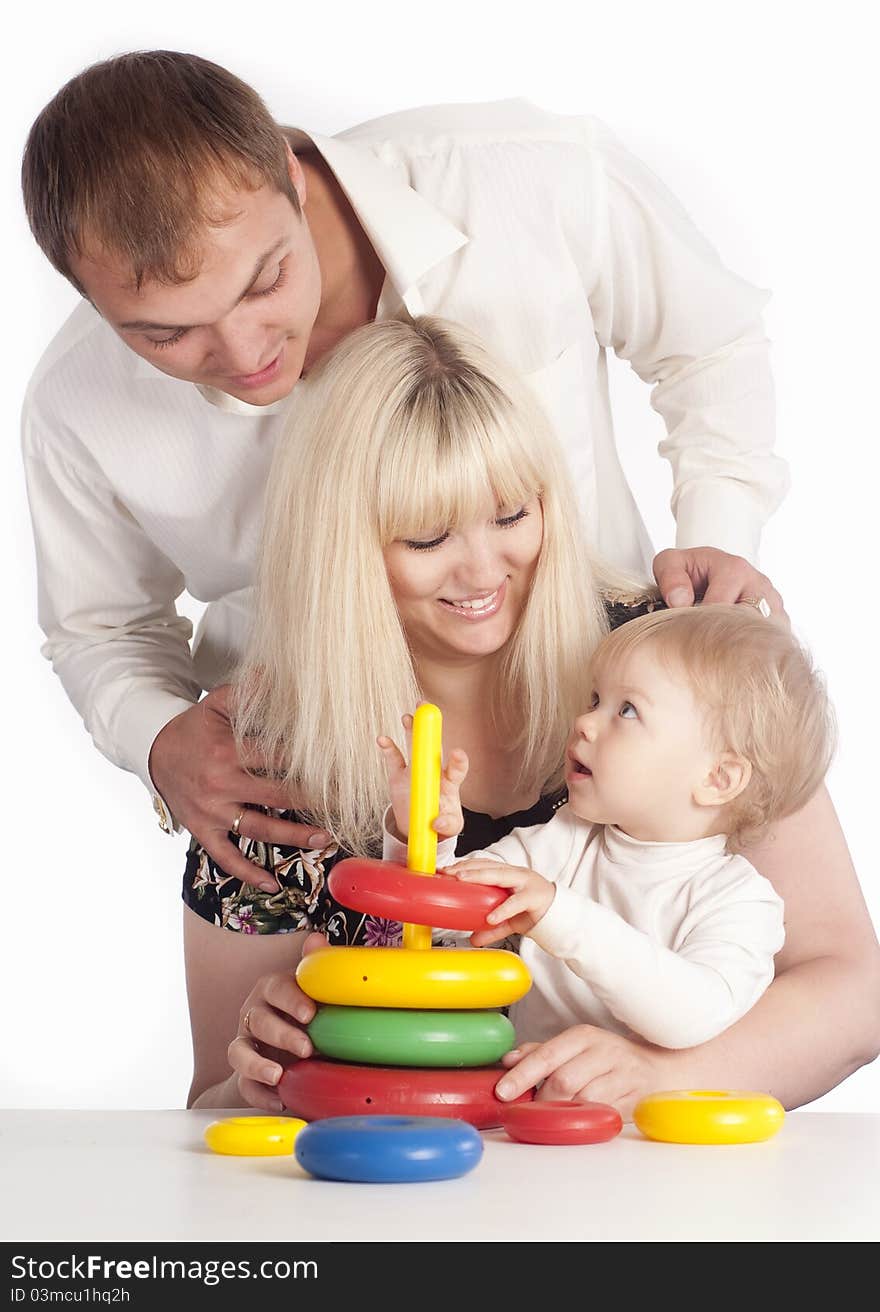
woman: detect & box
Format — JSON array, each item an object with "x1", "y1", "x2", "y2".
[{"x1": 185, "y1": 317, "x2": 880, "y2": 1116}]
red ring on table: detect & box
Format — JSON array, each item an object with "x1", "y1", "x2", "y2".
[
  {"x1": 279, "y1": 1059, "x2": 533, "y2": 1130},
  {"x1": 500, "y1": 1101, "x2": 623, "y2": 1145},
  {"x1": 328, "y1": 857, "x2": 507, "y2": 931}
]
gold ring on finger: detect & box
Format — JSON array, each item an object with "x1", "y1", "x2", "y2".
[
  {"x1": 740, "y1": 596, "x2": 771, "y2": 618},
  {"x1": 231, "y1": 809, "x2": 245, "y2": 836}
]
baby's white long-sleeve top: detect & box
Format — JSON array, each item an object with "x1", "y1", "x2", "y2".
[{"x1": 383, "y1": 804, "x2": 784, "y2": 1049}]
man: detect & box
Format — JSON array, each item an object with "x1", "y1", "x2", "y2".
[{"x1": 22, "y1": 50, "x2": 786, "y2": 883}]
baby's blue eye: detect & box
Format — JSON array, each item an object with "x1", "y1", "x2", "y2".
[{"x1": 619, "y1": 701, "x2": 638, "y2": 719}]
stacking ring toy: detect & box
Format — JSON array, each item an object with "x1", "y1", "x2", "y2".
[
  {"x1": 500, "y1": 1100, "x2": 623, "y2": 1145},
  {"x1": 279, "y1": 1059, "x2": 533, "y2": 1129},
  {"x1": 296, "y1": 945, "x2": 530, "y2": 1009},
  {"x1": 203, "y1": 1115, "x2": 307, "y2": 1156},
  {"x1": 295, "y1": 1115, "x2": 483, "y2": 1183},
  {"x1": 405, "y1": 702, "x2": 442, "y2": 950},
  {"x1": 633, "y1": 1090, "x2": 785, "y2": 1144},
  {"x1": 329, "y1": 858, "x2": 507, "y2": 931},
  {"x1": 308, "y1": 1005, "x2": 516, "y2": 1067}
]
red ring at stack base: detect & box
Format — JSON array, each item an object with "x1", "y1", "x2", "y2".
[{"x1": 279, "y1": 1059, "x2": 533, "y2": 1130}]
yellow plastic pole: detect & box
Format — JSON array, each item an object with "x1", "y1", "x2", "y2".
[{"x1": 404, "y1": 702, "x2": 442, "y2": 950}]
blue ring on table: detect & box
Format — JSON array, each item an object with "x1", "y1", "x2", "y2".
[{"x1": 294, "y1": 1114, "x2": 484, "y2": 1183}]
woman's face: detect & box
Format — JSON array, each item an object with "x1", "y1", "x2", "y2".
[{"x1": 383, "y1": 496, "x2": 544, "y2": 664}]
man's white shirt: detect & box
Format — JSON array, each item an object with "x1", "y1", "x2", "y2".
[{"x1": 22, "y1": 99, "x2": 787, "y2": 800}]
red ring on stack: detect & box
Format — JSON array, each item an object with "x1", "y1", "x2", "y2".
[
  {"x1": 329, "y1": 857, "x2": 507, "y2": 931},
  {"x1": 279, "y1": 1059, "x2": 533, "y2": 1130}
]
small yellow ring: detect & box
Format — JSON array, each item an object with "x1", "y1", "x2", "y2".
[
  {"x1": 204, "y1": 1115, "x2": 307, "y2": 1156},
  {"x1": 633, "y1": 1090, "x2": 784, "y2": 1145}
]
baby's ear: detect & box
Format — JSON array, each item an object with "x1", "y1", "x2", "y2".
[{"x1": 693, "y1": 754, "x2": 752, "y2": 809}]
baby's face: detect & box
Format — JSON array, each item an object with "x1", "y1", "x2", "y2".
[{"x1": 565, "y1": 646, "x2": 720, "y2": 842}]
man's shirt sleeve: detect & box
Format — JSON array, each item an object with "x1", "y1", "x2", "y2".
[
  {"x1": 22, "y1": 392, "x2": 202, "y2": 799},
  {"x1": 582, "y1": 117, "x2": 789, "y2": 560}
]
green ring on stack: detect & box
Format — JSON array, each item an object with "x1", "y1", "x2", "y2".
[{"x1": 308, "y1": 1005, "x2": 516, "y2": 1067}]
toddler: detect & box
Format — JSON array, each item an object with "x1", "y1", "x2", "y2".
[{"x1": 380, "y1": 604, "x2": 835, "y2": 1049}]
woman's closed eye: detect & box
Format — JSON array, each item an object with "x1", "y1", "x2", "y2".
[
  {"x1": 402, "y1": 506, "x2": 529, "y2": 552},
  {"x1": 496, "y1": 506, "x2": 530, "y2": 529},
  {"x1": 403, "y1": 531, "x2": 450, "y2": 552}
]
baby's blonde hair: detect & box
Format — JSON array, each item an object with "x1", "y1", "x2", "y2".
[
  {"x1": 234, "y1": 315, "x2": 649, "y2": 854},
  {"x1": 589, "y1": 605, "x2": 836, "y2": 851}
]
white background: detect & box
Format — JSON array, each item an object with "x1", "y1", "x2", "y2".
[{"x1": 2, "y1": 0, "x2": 877, "y2": 1113}]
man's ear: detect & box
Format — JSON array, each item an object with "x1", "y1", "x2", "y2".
[
  {"x1": 693, "y1": 754, "x2": 752, "y2": 808},
  {"x1": 285, "y1": 143, "x2": 307, "y2": 208}
]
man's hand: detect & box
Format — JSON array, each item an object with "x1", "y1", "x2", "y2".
[
  {"x1": 494, "y1": 1024, "x2": 672, "y2": 1121},
  {"x1": 447, "y1": 858, "x2": 555, "y2": 945},
  {"x1": 653, "y1": 547, "x2": 787, "y2": 619},
  {"x1": 148, "y1": 685, "x2": 331, "y2": 890},
  {"x1": 378, "y1": 713, "x2": 469, "y2": 842}
]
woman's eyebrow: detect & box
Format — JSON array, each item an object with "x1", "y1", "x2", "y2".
[{"x1": 119, "y1": 238, "x2": 287, "y2": 332}]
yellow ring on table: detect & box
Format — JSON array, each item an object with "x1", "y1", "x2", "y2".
[
  {"x1": 204, "y1": 1116, "x2": 307, "y2": 1156},
  {"x1": 633, "y1": 1090, "x2": 785, "y2": 1144},
  {"x1": 296, "y1": 945, "x2": 531, "y2": 1009}
]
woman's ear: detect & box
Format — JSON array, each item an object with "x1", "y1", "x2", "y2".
[{"x1": 693, "y1": 754, "x2": 752, "y2": 809}]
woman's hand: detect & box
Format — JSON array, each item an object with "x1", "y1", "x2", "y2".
[
  {"x1": 494, "y1": 1024, "x2": 673, "y2": 1121},
  {"x1": 226, "y1": 931, "x2": 328, "y2": 1111},
  {"x1": 652, "y1": 546, "x2": 787, "y2": 621},
  {"x1": 446, "y1": 858, "x2": 555, "y2": 945},
  {"x1": 378, "y1": 713, "x2": 469, "y2": 841}
]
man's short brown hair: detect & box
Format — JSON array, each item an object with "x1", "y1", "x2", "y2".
[{"x1": 21, "y1": 50, "x2": 301, "y2": 293}]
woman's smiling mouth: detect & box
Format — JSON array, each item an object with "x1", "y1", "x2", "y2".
[{"x1": 438, "y1": 580, "x2": 506, "y2": 619}]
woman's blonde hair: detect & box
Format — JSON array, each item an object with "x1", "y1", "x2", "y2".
[
  {"x1": 589, "y1": 605, "x2": 837, "y2": 851},
  {"x1": 235, "y1": 316, "x2": 650, "y2": 854}
]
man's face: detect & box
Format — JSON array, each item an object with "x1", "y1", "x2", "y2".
[{"x1": 69, "y1": 175, "x2": 322, "y2": 406}]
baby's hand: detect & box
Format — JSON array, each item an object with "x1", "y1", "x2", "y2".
[
  {"x1": 378, "y1": 714, "x2": 469, "y2": 843},
  {"x1": 445, "y1": 859, "x2": 555, "y2": 945}
]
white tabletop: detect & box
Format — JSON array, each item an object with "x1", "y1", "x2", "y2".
[{"x1": 3, "y1": 1110, "x2": 878, "y2": 1242}]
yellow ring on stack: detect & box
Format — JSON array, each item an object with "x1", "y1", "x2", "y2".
[
  {"x1": 296, "y1": 946, "x2": 531, "y2": 1009},
  {"x1": 633, "y1": 1090, "x2": 784, "y2": 1144}
]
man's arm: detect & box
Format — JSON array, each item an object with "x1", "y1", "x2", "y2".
[
  {"x1": 23, "y1": 410, "x2": 201, "y2": 795},
  {"x1": 584, "y1": 119, "x2": 789, "y2": 562},
  {"x1": 22, "y1": 400, "x2": 332, "y2": 879}
]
